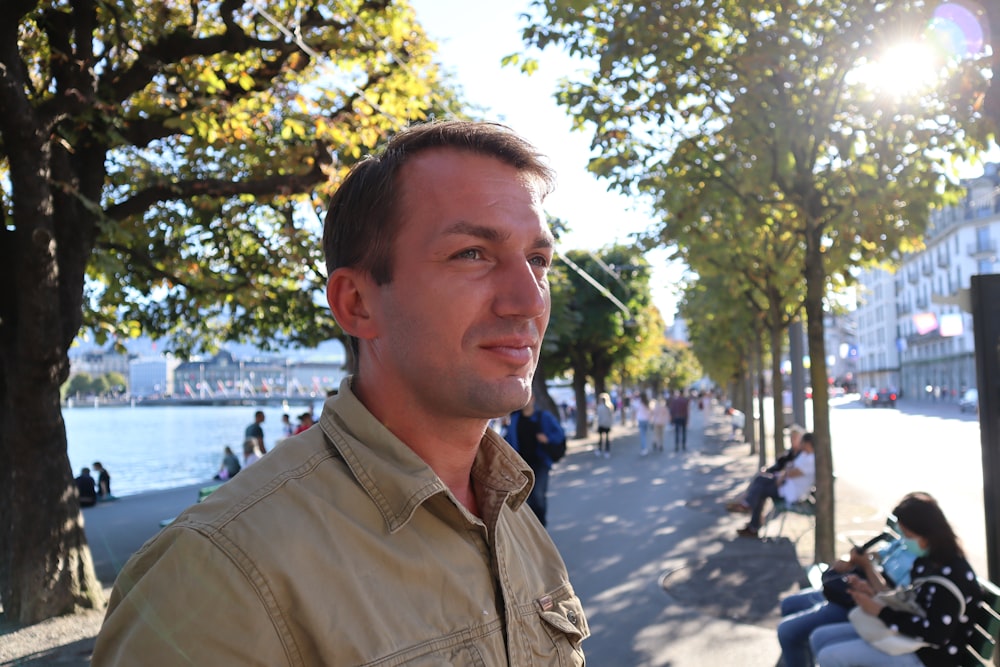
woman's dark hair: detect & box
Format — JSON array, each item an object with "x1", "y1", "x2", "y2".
[{"x1": 893, "y1": 491, "x2": 964, "y2": 563}]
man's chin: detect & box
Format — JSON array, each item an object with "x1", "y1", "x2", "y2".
[{"x1": 482, "y1": 381, "x2": 532, "y2": 417}]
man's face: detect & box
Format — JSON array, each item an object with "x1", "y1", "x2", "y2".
[{"x1": 360, "y1": 148, "x2": 552, "y2": 420}]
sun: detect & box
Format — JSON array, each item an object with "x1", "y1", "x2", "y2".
[{"x1": 859, "y1": 41, "x2": 941, "y2": 98}]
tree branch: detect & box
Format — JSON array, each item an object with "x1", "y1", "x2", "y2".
[{"x1": 105, "y1": 144, "x2": 331, "y2": 221}]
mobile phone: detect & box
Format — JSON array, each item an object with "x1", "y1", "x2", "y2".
[{"x1": 851, "y1": 531, "x2": 891, "y2": 554}]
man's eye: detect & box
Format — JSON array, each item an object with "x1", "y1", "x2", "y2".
[
  {"x1": 454, "y1": 248, "x2": 483, "y2": 260},
  {"x1": 529, "y1": 254, "x2": 551, "y2": 268}
]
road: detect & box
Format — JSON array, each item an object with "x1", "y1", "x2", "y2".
[{"x1": 823, "y1": 394, "x2": 988, "y2": 577}]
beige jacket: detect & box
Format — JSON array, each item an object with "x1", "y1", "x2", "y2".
[{"x1": 93, "y1": 380, "x2": 588, "y2": 666}]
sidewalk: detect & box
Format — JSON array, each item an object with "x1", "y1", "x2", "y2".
[{"x1": 2, "y1": 402, "x2": 886, "y2": 666}]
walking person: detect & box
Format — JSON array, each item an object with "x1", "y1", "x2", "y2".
[
  {"x1": 668, "y1": 389, "x2": 691, "y2": 451},
  {"x1": 634, "y1": 390, "x2": 652, "y2": 456},
  {"x1": 244, "y1": 409, "x2": 266, "y2": 454},
  {"x1": 93, "y1": 120, "x2": 589, "y2": 665},
  {"x1": 595, "y1": 391, "x2": 615, "y2": 457},
  {"x1": 650, "y1": 395, "x2": 670, "y2": 452},
  {"x1": 504, "y1": 393, "x2": 566, "y2": 527}
]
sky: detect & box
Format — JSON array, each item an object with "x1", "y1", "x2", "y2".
[{"x1": 408, "y1": 0, "x2": 685, "y2": 322}]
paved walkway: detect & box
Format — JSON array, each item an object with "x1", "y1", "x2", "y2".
[{"x1": 2, "y1": 400, "x2": 890, "y2": 666}]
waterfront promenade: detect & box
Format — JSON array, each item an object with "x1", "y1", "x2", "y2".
[{"x1": 2, "y1": 401, "x2": 891, "y2": 666}]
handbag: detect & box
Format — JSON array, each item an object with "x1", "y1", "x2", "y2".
[
  {"x1": 822, "y1": 533, "x2": 915, "y2": 609},
  {"x1": 848, "y1": 575, "x2": 966, "y2": 656}
]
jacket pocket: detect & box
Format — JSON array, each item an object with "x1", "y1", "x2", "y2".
[{"x1": 534, "y1": 588, "x2": 589, "y2": 664}]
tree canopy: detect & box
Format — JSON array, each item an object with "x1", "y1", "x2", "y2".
[
  {"x1": 522, "y1": 0, "x2": 996, "y2": 562},
  {"x1": 0, "y1": 0, "x2": 454, "y2": 624}
]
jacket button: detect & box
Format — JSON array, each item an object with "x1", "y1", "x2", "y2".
[{"x1": 567, "y1": 610, "x2": 578, "y2": 624}]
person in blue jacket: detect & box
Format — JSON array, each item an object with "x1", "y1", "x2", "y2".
[{"x1": 504, "y1": 394, "x2": 566, "y2": 527}]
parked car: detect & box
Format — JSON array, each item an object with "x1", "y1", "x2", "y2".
[
  {"x1": 868, "y1": 388, "x2": 897, "y2": 408},
  {"x1": 959, "y1": 388, "x2": 979, "y2": 414}
]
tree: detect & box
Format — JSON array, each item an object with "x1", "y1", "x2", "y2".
[
  {"x1": 544, "y1": 245, "x2": 655, "y2": 438},
  {"x1": 64, "y1": 373, "x2": 95, "y2": 398},
  {"x1": 104, "y1": 371, "x2": 127, "y2": 396},
  {"x1": 1, "y1": 0, "x2": 454, "y2": 624},
  {"x1": 523, "y1": 0, "x2": 995, "y2": 563}
]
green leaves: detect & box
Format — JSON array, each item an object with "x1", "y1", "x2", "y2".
[{"x1": 5, "y1": 0, "x2": 459, "y2": 356}]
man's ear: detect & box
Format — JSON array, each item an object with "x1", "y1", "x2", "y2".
[{"x1": 326, "y1": 268, "x2": 378, "y2": 340}]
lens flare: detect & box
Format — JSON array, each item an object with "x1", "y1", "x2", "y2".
[{"x1": 927, "y1": 2, "x2": 988, "y2": 60}]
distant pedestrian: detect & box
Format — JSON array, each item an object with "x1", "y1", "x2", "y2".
[
  {"x1": 244, "y1": 410, "x2": 266, "y2": 454},
  {"x1": 595, "y1": 392, "x2": 615, "y2": 457},
  {"x1": 242, "y1": 438, "x2": 261, "y2": 467},
  {"x1": 280, "y1": 413, "x2": 294, "y2": 438},
  {"x1": 504, "y1": 394, "x2": 566, "y2": 527},
  {"x1": 726, "y1": 407, "x2": 746, "y2": 442},
  {"x1": 92, "y1": 461, "x2": 112, "y2": 500},
  {"x1": 293, "y1": 411, "x2": 314, "y2": 435},
  {"x1": 650, "y1": 397, "x2": 670, "y2": 452},
  {"x1": 75, "y1": 467, "x2": 97, "y2": 507},
  {"x1": 634, "y1": 391, "x2": 652, "y2": 456},
  {"x1": 668, "y1": 389, "x2": 690, "y2": 451},
  {"x1": 214, "y1": 446, "x2": 241, "y2": 480}
]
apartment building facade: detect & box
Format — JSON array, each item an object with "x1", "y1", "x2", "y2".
[{"x1": 855, "y1": 162, "x2": 1000, "y2": 401}]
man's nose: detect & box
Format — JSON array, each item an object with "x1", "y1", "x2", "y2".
[{"x1": 494, "y1": 259, "x2": 548, "y2": 319}]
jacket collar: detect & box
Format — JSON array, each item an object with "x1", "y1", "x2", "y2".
[{"x1": 319, "y1": 377, "x2": 532, "y2": 533}]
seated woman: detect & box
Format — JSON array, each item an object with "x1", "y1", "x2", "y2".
[
  {"x1": 777, "y1": 533, "x2": 916, "y2": 667},
  {"x1": 811, "y1": 492, "x2": 982, "y2": 667}
]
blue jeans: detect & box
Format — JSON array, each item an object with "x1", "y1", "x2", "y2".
[
  {"x1": 638, "y1": 420, "x2": 650, "y2": 453},
  {"x1": 672, "y1": 417, "x2": 687, "y2": 450},
  {"x1": 527, "y1": 465, "x2": 550, "y2": 527},
  {"x1": 777, "y1": 589, "x2": 849, "y2": 667},
  {"x1": 810, "y1": 622, "x2": 924, "y2": 667},
  {"x1": 744, "y1": 473, "x2": 780, "y2": 530}
]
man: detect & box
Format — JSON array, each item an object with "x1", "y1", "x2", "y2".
[
  {"x1": 726, "y1": 423, "x2": 805, "y2": 511},
  {"x1": 293, "y1": 411, "x2": 313, "y2": 435},
  {"x1": 735, "y1": 432, "x2": 816, "y2": 538},
  {"x1": 668, "y1": 389, "x2": 690, "y2": 451},
  {"x1": 93, "y1": 121, "x2": 589, "y2": 665},
  {"x1": 504, "y1": 393, "x2": 566, "y2": 527},
  {"x1": 92, "y1": 461, "x2": 111, "y2": 500},
  {"x1": 75, "y1": 467, "x2": 98, "y2": 508},
  {"x1": 244, "y1": 409, "x2": 266, "y2": 453}
]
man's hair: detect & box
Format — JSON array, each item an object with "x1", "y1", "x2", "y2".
[
  {"x1": 322, "y1": 119, "x2": 555, "y2": 360},
  {"x1": 800, "y1": 433, "x2": 814, "y2": 446}
]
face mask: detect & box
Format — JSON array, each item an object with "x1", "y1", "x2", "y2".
[{"x1": 901, "y1": 536, "x2": 928, "y2": 557}]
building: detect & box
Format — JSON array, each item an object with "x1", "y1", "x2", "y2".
[
  {"x1": 129, "y1": 356, "x2": 180, "y2": 398},
  {"x1": 855, "y1": 162, "x2": 999, "y2": 401}
]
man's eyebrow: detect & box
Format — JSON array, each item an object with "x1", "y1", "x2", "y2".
[{"x1": 443, "y1": 221, "x2": 554, "y2": 249}]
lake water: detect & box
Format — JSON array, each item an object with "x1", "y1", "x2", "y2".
[{"x1": 65, "y1": 402, "x2": 320, "y2": 497}]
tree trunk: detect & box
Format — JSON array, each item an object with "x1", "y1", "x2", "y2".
[
  {"x1": 572, "y1": 371, "x2": 589, "y2": 439},
  {"x1": 569, "y1": 348, "x2": 590, "y2": 439},
  {"x1": 755, "y1": 334, "x2": 767, "y2": 468},
  {"x1": 804, "y1": 229, "x2": 836, "y2": 565},
  {"x1": 0, "y1": 121, "x2": 104, "y2": 622},
  {"x1": 769, "y1": 321, "x2": 787, "y2": 460}
]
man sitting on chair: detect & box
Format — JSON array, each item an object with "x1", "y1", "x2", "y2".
[{"x1": 731, "y1": 432, "x2": 816, "y2": 539}]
